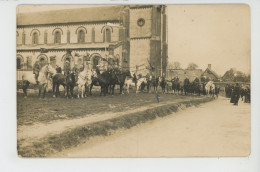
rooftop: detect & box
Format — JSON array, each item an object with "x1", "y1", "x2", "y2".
[{"x1": 17, "y1": 6, "x2": 124, "y2": 26}]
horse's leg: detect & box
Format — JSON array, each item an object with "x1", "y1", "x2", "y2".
[
  {"x1": 52, "y1": 83, "x2": 56, "y2": 98},
  {"x1": 77, "y1": 85, "x2": 80, "y2": 98},
  {"x1": 90, "y1": 84, "x2": 93, "y2": 96},
  {"x1": 81, "y1": 85, "x2": 84, "y2": 98},
  {"x1": 111, "y1": 84, "x2": 115, "y2": 95},
  {"x1": 120, "y1": 84, "x2": 124, "y2": 94},
  {"x1": 38, "y1": 85, "x2": 42, "y2": 98},
  {"x1": 22, "y1": 81, "x2": 28, "y2": 98},
  {"x1": 42, "y1": 84, "x2": 46, "y2": 98},
  {"x1": 71, "y1": 85, "x2": 74, "y2": 99}
]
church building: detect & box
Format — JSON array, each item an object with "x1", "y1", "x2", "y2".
[{"x1": 16, "y1": 5, "x2": 168, "y2": 79}]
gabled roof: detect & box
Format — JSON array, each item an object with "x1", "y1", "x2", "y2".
[
  {"x1": 17, "y1": 6, "x2": 124, "y2": 26},
  {"x1": 201, "y1": 68, "x2": 219, "y2": 79}
]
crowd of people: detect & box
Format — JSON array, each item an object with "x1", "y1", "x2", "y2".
[{"x1": 225, "y1": 83, "x2": 250, "y2": 105}]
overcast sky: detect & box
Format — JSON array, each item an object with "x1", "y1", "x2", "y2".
[
  {"x1": 17, "y1": 4, "x2": 251, "y2": 76},
  {"x1": 167, "y1": 5, "x2": 250, "y2": 75}
]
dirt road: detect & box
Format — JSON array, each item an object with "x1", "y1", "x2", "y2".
[{"x1": 57, "y1": 96, "x2": 250, "y2": 157}]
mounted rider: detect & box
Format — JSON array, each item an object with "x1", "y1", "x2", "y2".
[
  {"x1": 194, "y1": 76, "x2": 200, "y2": 85},
  {"x1": 64, "y1": 60, "x2": 71, "y2": 76},
  {"x1": 33, "y1": 59, "x2": 41, "y2": 85}
]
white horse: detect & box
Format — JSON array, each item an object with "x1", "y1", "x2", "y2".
[
  {"x1": 205, "y1": 81, "x2": 215, "y2": 97},
  {"x1": 125, "y1": 76, "x2": 136, "y2": 94},
  {"x1": 21, "y1": 64, "x2": 56, "y2": 98},
  {"x1": 136, "y1": 77, "x2": 147, "y2": 93},
  {"x1": 77, "y1": 69, "x2": 92, "y2": 98}
]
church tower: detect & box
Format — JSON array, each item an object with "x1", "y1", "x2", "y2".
[{"x1": 128, "y1": 5, "x2": 168, "y2": 77}]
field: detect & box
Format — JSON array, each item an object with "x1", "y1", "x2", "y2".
[
  {"x1": 17, "y1": 88, "x2": 215, "y2": 157},
  {"x1": 17, "y1": 89, "x2": 199, "y2": 126}
]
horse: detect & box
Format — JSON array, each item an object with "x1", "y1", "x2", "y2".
[
  {"x1": 89, "y1": 68, "x2": 110, "y2": 96},
  {"x1": 21, "y1": 64, "x2": 56, "y2": 98},
  {"x1": 159, "y1": 77, "x2": 167, "y2": 94},
  {"x1": 205, "y1": 81, "x2": 215, "y2": 97},
  {"x1": 52, "y1": 72, "x2": 76, "y2": 98},
  {"x1": 183, "y1": 78, "x2": 190, "y2": 95},
  {"x1": 151, "y1": 76, "x2": 159, "y2": 93},
  {"x1": 136, "y1": 77, "x2": 147, "y2": 93},
  {"x1": 77, "y1": 69, "x2": 92, "y2": 98},
  {"x1": 125, "y1": 77, "x2": 136, "y2": 94},
  {"x1": 190, "y1": 81, "x2": 201, "y2": 96},
  {"x1": 108, "y1": 69, "x2": 131, "y2": 95},
  {"x1": 171, "y1": 77, "x2": 181, "y2": 95}
]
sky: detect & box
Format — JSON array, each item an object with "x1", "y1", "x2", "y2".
[
  {"x1": 167, "y1": 5, "x2": 250, "y2": 75},
  {"x1": 17, "y1": 4, "x2": 251, "y2": 76}
]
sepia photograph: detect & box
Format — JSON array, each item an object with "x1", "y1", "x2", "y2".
[{"x1": 16, "y1": 4, "x2": 251, "y2": 158}]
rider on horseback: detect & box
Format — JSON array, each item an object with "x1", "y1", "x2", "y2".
[
  {"x1": 64, "y1": 60, "x2": 71, "y2": 76},
  {"x1": 33, "y1": 59, "x2": 41, "y2": 85}
]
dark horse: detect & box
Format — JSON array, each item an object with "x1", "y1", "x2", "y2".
[
  {"x1": 151, "y1": 76, "x2": 159, "y2": 93},
  {"x1": 52, "y1": 72, "x2": 76, "y2": 98},
  {"x1": 109, "y1": 69, "x2": 131, "y2": 95},
  {"x1": 89, "y1": 68, "x2": 110, "y2": 96},
  {"x1": 171, "y1": 77, "x2": 181, "y2": 95},
  {"x1": 190, "y1": 81, "x2": 201, "y2": 96},
  {"x1": 159, "y1": 77, "x2": 167, "y2": 94}
]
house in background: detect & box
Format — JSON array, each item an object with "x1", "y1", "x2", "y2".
[
  {"x1": 166, "y1": 64, "x2": 220, "y2": 82},
  {"x1": 166, "y1": 69, "x2": 203, "y2": 82},
  {"x1": 201, "y1": 64, "x2": 220, "y2": 81}
]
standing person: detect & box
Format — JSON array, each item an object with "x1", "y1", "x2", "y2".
[
  {"x1": 33, "y1": 59, "x2": 41, "y2": 85},
  {"x1": 64, "y1": 60, "x2": 71, "y2": 76},
  {"x1": 233, "y1": 83, "x2": 240, "y2": 106}
]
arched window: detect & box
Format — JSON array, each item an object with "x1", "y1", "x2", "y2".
[
  {"x1": 103, "y1": 28, "x2": 111, "y2": 43},
  {"x1": 32, "y1": 32, "x2": 38, "y2": 45},
  {"x1": 54, "y1": 31, "x2": 61, "y2": 44},
  {"x1": 37, "y1": 55, "x2": 48, "y2": 67},
  {"x1": 26, "y1": 56, "x2": 32, "y2": 71},
  {"x1": 93, "y1": 56, "x2": 99, "y2": 69},
  {"x1": 78, "y1": 30, "x2": 85, "y2": 43},
  {"x1": 17, "y1": 57, "x2": 23, "y2": 70}
]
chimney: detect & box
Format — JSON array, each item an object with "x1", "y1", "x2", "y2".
[{"x1": 208, "y1": 64, "x2": 211, "y2": 70}]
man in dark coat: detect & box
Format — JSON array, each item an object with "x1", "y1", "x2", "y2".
[
  {"x1": 233, "y1": 83, "x2": 240, "y2": 105},
  {"x1": 33, "y1": 59, "x2": 41, "y2": 84},
  {"x1": 133, "y1": 73, "x2": 137, "y2": 87}
]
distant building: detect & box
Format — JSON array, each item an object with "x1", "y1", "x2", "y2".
[
  {"x1": 201, "y1": 64, "x2": 220, "y2": 81},
  {"x1": 166, "y1": 64, "x2": 220, "y2": 82},
  {"x1": 16, "y1": 5, "x2": 168, "y2": 79},
  {"x1": 166, "y1": 69, "x2": 203, "y2": 82}
]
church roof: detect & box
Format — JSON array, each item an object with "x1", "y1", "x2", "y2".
[{"x1": 17, "y1": 6, "x2": 124, "y2": 26}]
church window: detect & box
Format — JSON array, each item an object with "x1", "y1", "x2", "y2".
[
  {"x1": 54, "y1": 31, "x2": 61, "y2": 44},
  {"x1": 103, "y1": 28, "x2": 111, "y2": 43},
  {"x1": 78, "y1": 30, "x2": 85, "y2": 43},
  {"x1": 93, "y1": 56, "x2": 99, "y2": 69},
  {"x1": 32, "y1": 32, "x2": 38, "y2": 45},
  {"x1": 17, "y1": 57, "x2": 23, "y2": 70}
]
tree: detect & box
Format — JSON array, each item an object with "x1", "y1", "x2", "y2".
[
  {"x1": 222, "y1": 68, "x2": 235, "y2": 82},
  {"x1": 168, "y1": 61, "x2": 182, "y2": 69},
  {"x1": 222, "y1": 68, "x2": 250, "y2": 82},
  {"x1": 186, "y1": 63, "x2": 198, "y2": 70}
]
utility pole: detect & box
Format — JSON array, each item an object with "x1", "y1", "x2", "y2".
[{"x1": 160, "y1": 5, "x2": 164, "y2": 77}]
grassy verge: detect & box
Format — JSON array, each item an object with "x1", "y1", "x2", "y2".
[{"x1": 18, "y1": 97, "x2": 214, "y2": 157}]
